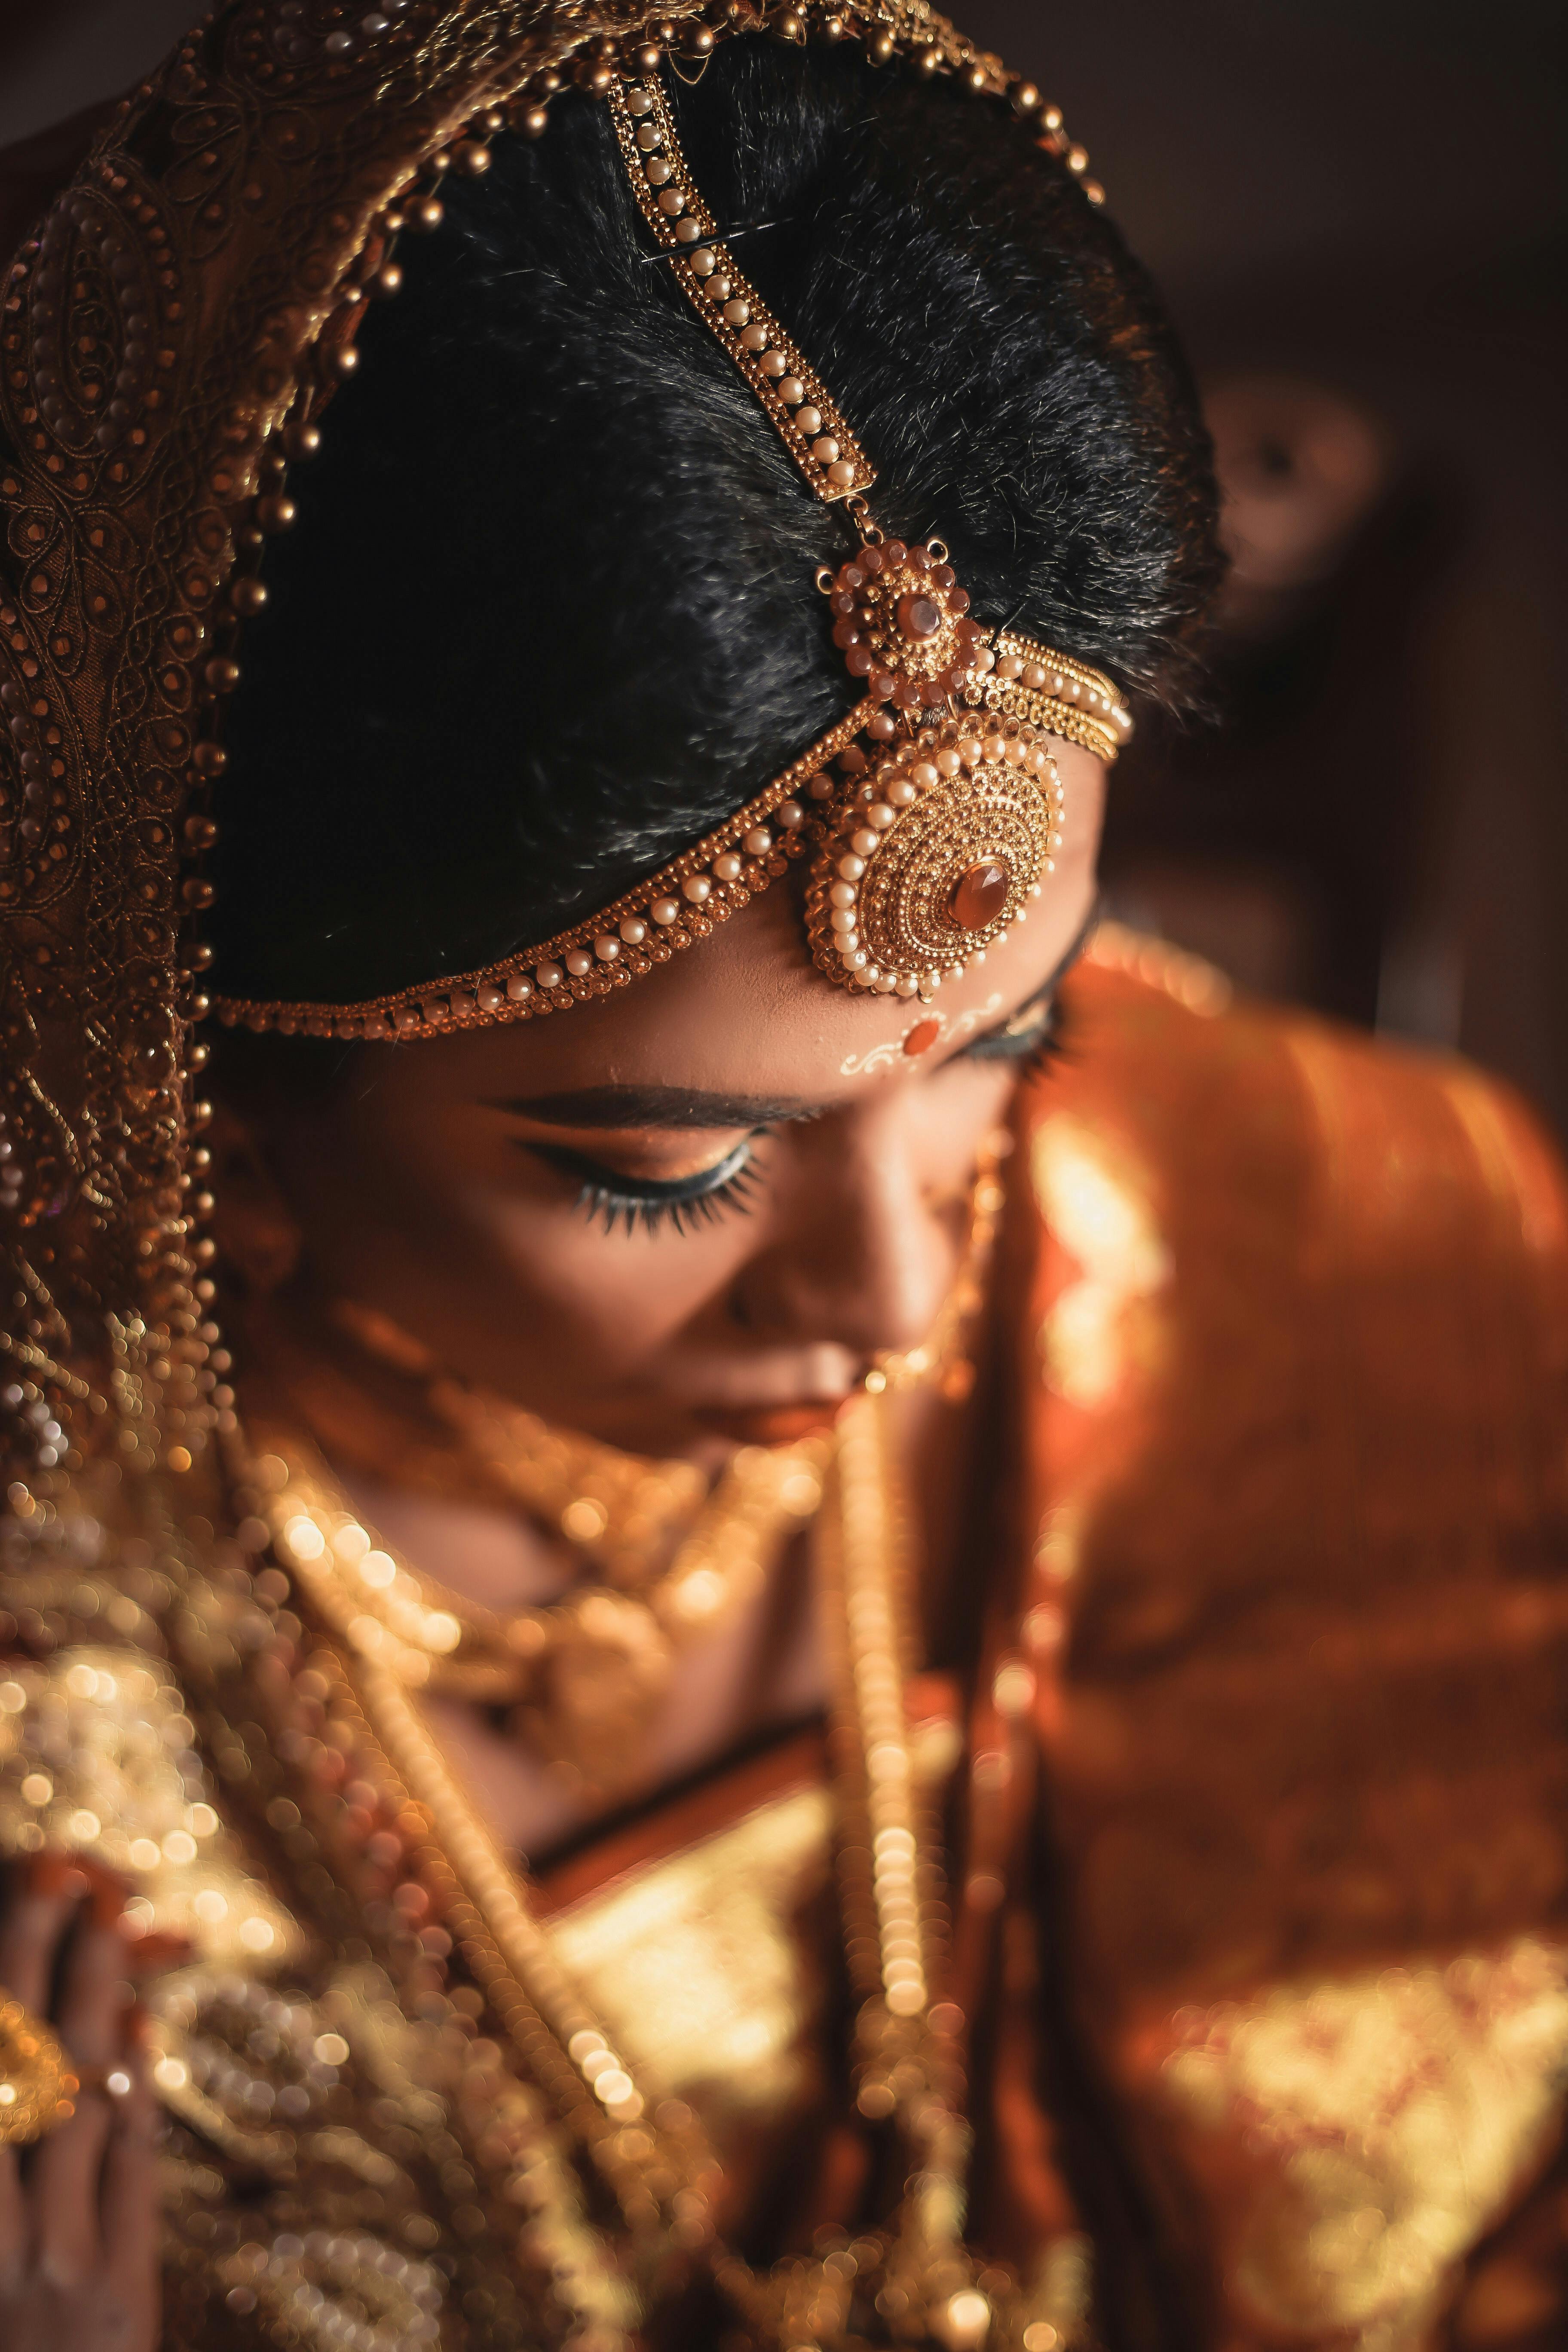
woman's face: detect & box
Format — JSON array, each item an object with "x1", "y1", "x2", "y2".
[{"x1": 250, "y1": 745, "x2": 1105, "y2": 1457}]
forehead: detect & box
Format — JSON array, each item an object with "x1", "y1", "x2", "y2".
[{"x1": 364, "y1": 743, "x2": 1105, "y2": 1109}]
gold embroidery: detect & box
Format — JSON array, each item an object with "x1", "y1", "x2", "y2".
[
  {"x1": 0, "y1": 1645, "x2": 299, "y2": 1970},
  {"x1": 1159, "y1": 1942, "x2": 1568, "y2": 2342},
  {"x1": 546, "y1": 1786, "x2": 834, "y2": 2145}
]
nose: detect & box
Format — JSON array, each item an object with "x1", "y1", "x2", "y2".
[{"x1": 729, "y1": 1097, "x2": 957, "y2": 1361}]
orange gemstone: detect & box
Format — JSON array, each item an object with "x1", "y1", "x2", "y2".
[
  {"x1": 897, "y1": 592, "x2": 943, "y2": 641},
  {"x1": 903, "y1": 1018, "x2": 941, "y2": 1057},
  {"x1": 948, "y1": 858, "x2": 1010, "y2": 930}
]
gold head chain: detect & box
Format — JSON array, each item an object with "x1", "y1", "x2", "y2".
[
  {"x1": 211, "y1": 54, "x2": 1129, "y2": 1046},
  {"x1": 0, "y1": 0, "x2": 1118, "y2": 1482},
  {"x1": 0, "y1": 3, "x2": 1108, "y2": 2335}
]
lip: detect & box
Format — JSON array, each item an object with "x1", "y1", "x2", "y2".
[{"x1": 690, "y1": 1397, "x2": 853, "y2": 1446}]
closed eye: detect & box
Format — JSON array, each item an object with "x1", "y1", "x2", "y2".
[
  {"x1": 956, "y1": 896, "x2": 1098, "y2": 1072},
  {"x1": 526, "y1": 1134, "x2": 766, "y2": 1237},
  {"x1": 959, "y1": 992, "x2": 1063, "y2": 1068}
]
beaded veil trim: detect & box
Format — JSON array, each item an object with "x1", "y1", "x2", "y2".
[
  {"x1": 208, "y1": 39, "x2": 1131, "y2": 1043},
  {"x1": 0, "y1": 0, "x2": 1112, "y2": 1452},
  {"x1": 0, "y1": 15, "x2": 1132, "y2": 2342}
]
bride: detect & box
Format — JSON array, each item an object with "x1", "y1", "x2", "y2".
[{"x1": 0, "y1": 6, "x2": 1565, "y2": 2348}]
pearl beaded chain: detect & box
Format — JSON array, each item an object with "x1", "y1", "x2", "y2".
[{"x1": 208, "y1": 9, "x2": 1128, "y2": 1043}]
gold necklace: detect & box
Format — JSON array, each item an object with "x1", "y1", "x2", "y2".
[
  {"x1": 267, "y1": 1132, "x2": 1005, "y2": 1794},
  {"x1": 328, "y1": 1295, "x2": 711, "y2": 1588},
  {"x1": 261, "y1": 1390, "x2": 1066, "y2": 2351},
  {"x1": 253, "y1": 1424, "x2": 829, "y2": 1792}
]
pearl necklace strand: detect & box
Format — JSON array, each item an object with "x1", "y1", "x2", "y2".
[{"x1": 264, "y1": 1389, "x2": 1066, "y2": 2351}]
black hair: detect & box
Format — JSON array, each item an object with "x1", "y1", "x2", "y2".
[{"x1": 212, "y1": 37, "x2": 1221, "y2": 1004}]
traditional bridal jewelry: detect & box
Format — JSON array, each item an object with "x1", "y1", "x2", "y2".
[
  {"x1": 427, "y1": 1376, "x2": 708, "y2": 1589},
  {"x1": 254, "y1": 1426, "x2": 829, "y2": 1792},
  {"x1": 210, "y1": 60, "x2": 1130, "y2": 1046},
  {"x1": 0, "y1": 5, "x2": 1115, "y2": 2336},
  {"x1": 0, "y1": 1991, "x2": 76, "y2": 2145},
  {"x1": 263, "y1": 1388, "x2": 1066, "y2": 2352},
  {"x1": 274, "y1": 1118, "x2": 1003, "y2": 1784},
  {"x1": 867, "y1": 1127, "x2": 1010, "y2": 1403},
  {"x1": 328, "y1": 1295, "x2": 710, "y2": 1590},
  {"x1": 806, "y1": 721, "x2": 1067, "y2": 996},
  {"x1": 0, "y1": 0, "x2": 1118, "y2": 1478}
]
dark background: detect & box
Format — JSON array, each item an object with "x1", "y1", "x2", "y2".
[
  {"x1": 4, "y1": 1, "x2": 1567, "y2": 1127},
  {"x1": 966, "y1": 0, "x2": 1568, "y2": 1135}
]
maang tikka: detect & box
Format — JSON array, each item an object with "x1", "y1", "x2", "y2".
[
  {"x1": 0, "y1": 0, "x2": 1122, "y2": 1472},
  {"x1": 213, "y1": 52, "x2": 1131, "y2": 1047}
]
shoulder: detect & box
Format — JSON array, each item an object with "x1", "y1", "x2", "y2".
[{"x1": 1012, "y1": 924, "x2": 1568, "y2": 1549}]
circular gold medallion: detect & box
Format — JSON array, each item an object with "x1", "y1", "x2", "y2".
[
  {"x1": 827, "y1": 536, "x2": 988, "y2": 712},
  {"x1": 805, "y1": 718, "x2": 1065, "y2": 998}
]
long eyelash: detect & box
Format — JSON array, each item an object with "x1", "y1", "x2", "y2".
[
  {"x1": 1016, "y1": 1023, "x2": 1066, "y2": 1078},
  {"x1": 1020, "y1": 995, "x2": 1088, "y2": 1080},
  {"x1": 577, "y1": 1158, "x2": 764, "y2": 1238},
  {"x1": 567, "y1": 1139, "x2": 766, "y2": 1238},
  {"x1": 963, "y1": 995, "x2": 1069, "y2": 1072}
]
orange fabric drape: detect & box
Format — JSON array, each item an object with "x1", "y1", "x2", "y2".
[{"x1": 1010, "y1": 953, "x2": 1568, "y2": 2348}]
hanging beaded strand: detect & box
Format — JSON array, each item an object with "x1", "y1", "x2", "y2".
[
  {"x1": 263, "y1": 1385, "x2": 1044, "y2": 2350},
  {"x1": 252, "y1": 1423, "x2": 829, "y2": 1790},
  {"x1": 606, "y1": 71, "x2": 876, "y2": 502},
  {"x1": 205, "y1": 15, "x2": 1127, "y2": 1047}
]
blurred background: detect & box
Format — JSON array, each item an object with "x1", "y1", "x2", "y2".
[
  {"x1": 966, "y1": 0, "x2": 1568, "y2": 1135},
  {"x1": 4, "y1": 1, "x2": 1566, "y2": 1127}
]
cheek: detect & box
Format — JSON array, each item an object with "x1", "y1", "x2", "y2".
[
  {"x1": 443, "y1": 1163, "x2": 760, "y2": 1362},
  {"x1": 336, "y1": 1102, "x2": 749, "y2": 1373}
]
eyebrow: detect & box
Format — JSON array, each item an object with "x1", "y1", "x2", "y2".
[
  {"x1": 490, "y1": 900, "x2": 1101, "y2": 1133},
  {"x1": 487, "y1": 1087, "x2": 824, "y2": 1131}
]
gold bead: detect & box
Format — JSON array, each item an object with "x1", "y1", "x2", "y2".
[{"x1": 940, "y1": 2289, "x2": 992, "y2": 2350}]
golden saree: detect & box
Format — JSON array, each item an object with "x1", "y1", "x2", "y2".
[{"x1": 2, "y1": 944, "x2": 1565, "y2": 2350}]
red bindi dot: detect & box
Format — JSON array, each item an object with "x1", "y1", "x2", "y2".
[{"x1": 903, "y1": 1018, "x2": 941, "y2": 1057}]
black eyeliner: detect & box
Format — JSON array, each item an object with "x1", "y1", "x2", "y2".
[
  {"x1": 527, "y1": 1135, "x2": 766, "y2": 1237},
  {"x1": 960, "y1": 993, "x2": 1064, "y2": 1067}
]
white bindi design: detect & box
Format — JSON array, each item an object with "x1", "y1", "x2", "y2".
[{"x1": 838, "y1": 991, "x2": 1006, "y2": 1077}]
